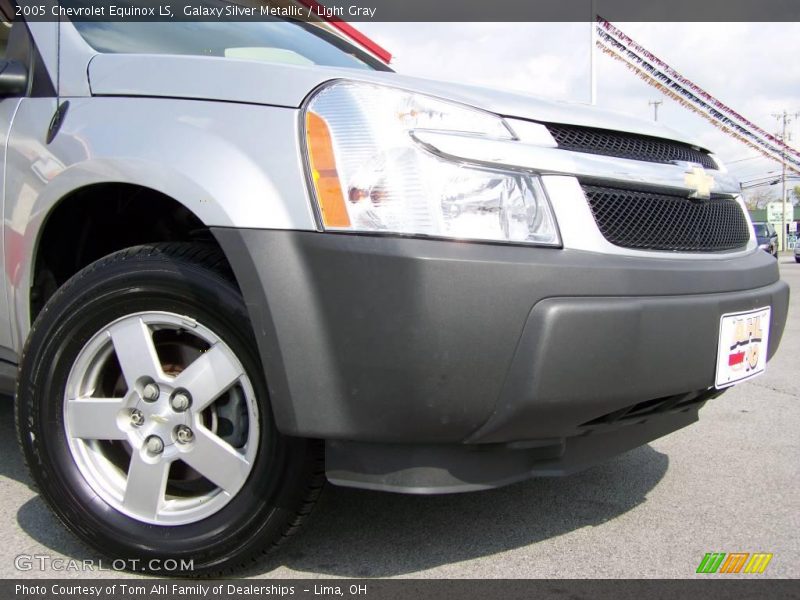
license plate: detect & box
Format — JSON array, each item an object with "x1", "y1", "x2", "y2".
[{"x1": 715, "y1": 307, "x2": 771, "y2": 389}]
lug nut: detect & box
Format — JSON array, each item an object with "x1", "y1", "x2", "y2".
[
  {"x1": 145, "y1": 435, "x2": 164, "y2": 454},
  {"x1": 170, "y1": 391, "x2": 192, "y2": 412},
  {"x1": 130, "y1": 409, "x2": 144, "y2": 427},
  {"x1": 142, "y1": 383, "x2": 160, "y2": 402},
  {"x1": 174, "y1": 425, "x2": 194, "y2": 444}
]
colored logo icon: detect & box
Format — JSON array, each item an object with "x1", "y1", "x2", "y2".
[{"x1": 696, "y1": 552, "x2": 773, "y2": 574}]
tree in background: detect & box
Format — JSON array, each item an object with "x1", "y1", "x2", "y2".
[{"x1": 743, "y1": 187, "x2": 778, "y2": 210}]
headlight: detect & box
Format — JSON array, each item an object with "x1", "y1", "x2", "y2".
[
  {"x1": 303, "y1": 81, "x2": 560, "y2": 246},
  {"x1": 758, "y1": 243, "x2": 770, "y2": 250}
]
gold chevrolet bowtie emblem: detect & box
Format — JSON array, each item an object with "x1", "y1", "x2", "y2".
[{"x1": 684, "y1": 165, "x2": 715, "y2": 199}]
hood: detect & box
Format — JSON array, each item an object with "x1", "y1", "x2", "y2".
[{"x1": 88, "y1": 53, "x2": 706, "y2": 149}]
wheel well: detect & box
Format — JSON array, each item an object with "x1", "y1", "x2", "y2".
[{"x1": 31, "y1": 183, "x2": 226, "y2": 321}]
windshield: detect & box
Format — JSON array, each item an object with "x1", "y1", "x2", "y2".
[
  {"x1": 753, "y1": 223, "x2": 769, "y2": 236},
  {"x1": 72, "y1": 2, "x2": 389, "y2": 71}
]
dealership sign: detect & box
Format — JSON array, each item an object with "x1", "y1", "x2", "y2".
[{"x1": 766, "y1": 202, "x2": 793, "y2": 223}]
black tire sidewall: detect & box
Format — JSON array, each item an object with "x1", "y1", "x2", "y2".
[{"x1": 17, "y1": 250, "x2": 309, "y2": 574}]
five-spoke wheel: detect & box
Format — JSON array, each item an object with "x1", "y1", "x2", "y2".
[
  {"x1": 16, "y1": 244, "x2": 323, "y2": 575},
  {"x1": 64, "y1": 312, "x2": 259, "y2": 525}
]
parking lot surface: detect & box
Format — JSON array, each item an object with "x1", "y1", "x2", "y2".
[{"x1": 1, "y1": 256, "x2": 797, "y2": 579}]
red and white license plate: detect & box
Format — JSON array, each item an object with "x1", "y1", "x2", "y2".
[{"x1": 715, "y1": 307, "x2": 771, "y2": 389}]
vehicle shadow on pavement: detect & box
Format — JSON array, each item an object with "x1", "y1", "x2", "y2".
[
  {"x1": 1, "y1": 399, "x2": 669, "y2": 577},
  {"x1": 0, "y1": 399, "x2": 100, "y2": 561},
  {"x1": 255, "y1": 442, "x2": 669, "y2": 577}
]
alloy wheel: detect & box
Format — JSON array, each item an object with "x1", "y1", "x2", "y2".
[{"x1": 63, "y1": 311, "x2": 259, "y2": 526}]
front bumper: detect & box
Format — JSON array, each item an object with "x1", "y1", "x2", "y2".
[{"x1": 214, "y1": 229, "x2": 789, "y2": 491}]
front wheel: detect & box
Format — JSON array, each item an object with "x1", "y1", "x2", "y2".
[{"x1": 16, "y1": 244, "x2": 323, "y2": 576}]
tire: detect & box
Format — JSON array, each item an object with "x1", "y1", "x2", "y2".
[
  {"x1": 795, "y1": 257, "x2": 800, "y2": 263},
  {"x1": 15, "y1": 244, "x2": 324, "y2": 576}
]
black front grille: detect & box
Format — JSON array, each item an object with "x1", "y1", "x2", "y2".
[
  {"x1": 583, "y1": 184, "x2": 750, "y2": 252},
  {"x1": 546, "y1": 123, "x2": 717, "y2": 170}
]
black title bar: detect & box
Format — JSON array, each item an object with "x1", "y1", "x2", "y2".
[
  {"x1": 11, "y1": 0, "x2": 800, "y2": 22},
  {"x1": 6, "y1": 579, "x2": 800, "y2": 600}
]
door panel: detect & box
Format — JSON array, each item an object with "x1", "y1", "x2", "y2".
[
  {"x1": 0, "y1": 95, "x2": 21, "y2": 358},
  {"x1": 0, "y1": 12, "x2": 25, "y2": 358},
  {"x1": 0, "y1": 15, "x2": 57, "y2": 359}
]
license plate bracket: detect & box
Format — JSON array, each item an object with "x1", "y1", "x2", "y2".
[{"x1": 714, "y1": 307, "x2": 771, "y2": 389}]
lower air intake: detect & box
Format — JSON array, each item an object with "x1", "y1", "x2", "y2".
[{"x1": 582, "y1": 184, "x2": 750, "y2": 252}]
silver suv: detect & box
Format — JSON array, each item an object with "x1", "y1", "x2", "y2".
[{"x1": 0, "y1": 4, "x2": 789, "y2": 575}]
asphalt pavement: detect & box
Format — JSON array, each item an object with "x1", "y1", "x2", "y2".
[{"x1": 1, "y1": 255, "x2": 797, "y2": 579}]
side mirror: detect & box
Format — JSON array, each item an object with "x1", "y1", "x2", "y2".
[{"x1": 0, "y1": 60, "x2": 27, "y2": 97}]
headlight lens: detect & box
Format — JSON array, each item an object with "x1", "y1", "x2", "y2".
[{"x1": 304, "y1": 82, "x2": 560, "y2": 246}]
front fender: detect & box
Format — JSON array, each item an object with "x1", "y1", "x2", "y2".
[{"x1": 5, "y1": 96, "x2": 316, "y2": 351}]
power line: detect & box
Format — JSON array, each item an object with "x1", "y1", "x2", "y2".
[
  {"x1": 741, "y1": 179, "x2": 799, "y2": 190},
  {"x1": 727, "y1": 155, "x2": 767, "y2": 164},
  {"x1": 740, "y1": 170, "x2": 783, "y2": 184}
]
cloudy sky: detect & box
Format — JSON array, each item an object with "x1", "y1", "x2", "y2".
[{"x1": 357, "y1": 22, "x2": 800, "y2": 198}]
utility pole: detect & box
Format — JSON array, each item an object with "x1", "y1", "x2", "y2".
[
  {"x1": 648, "y1": 100, "x2": 663, "y2": 121},
  {"x1": 772, "y1": 110, "x2": 799, "y2": 251},
  {"x1": 590, "y1": 0, "x2": 597, "y2": 105}
]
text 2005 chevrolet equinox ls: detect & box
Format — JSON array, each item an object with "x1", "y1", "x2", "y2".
[{"x1": 0, "y1": 4, "x2": 787, "y2": 575}]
